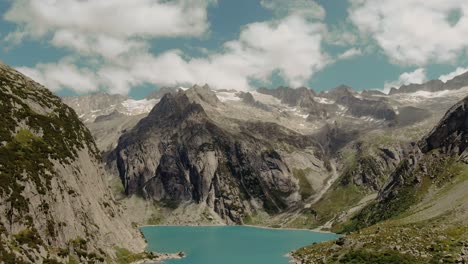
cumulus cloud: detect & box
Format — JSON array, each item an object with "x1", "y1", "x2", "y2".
[
  {"x1": 338, "y1": 48, "x2": 362, "y2": 60},
  {"x1": 349, "y1": 0, "x2": 468, "y2": 65},
  {"x1": 4, "y1": 0, "x2": 214, "y2": 39},
  {"x1": 383, "y1": 68, "x2": 428, "y2": 93},
  {"x1": 261, "y1": 0, "x2": 325, "y2": 20},
  {"x1": 16, "y1": 14, "x2": 330, "y2": 94},
  {"x1": 16, "y1": 59, "x2": 100, "y2": 93},
  {"x1": 4, "y1": 0, "x2": 215, "y2": 59},
  {"x1": 439, "y1": 67, "x2": 468, "y2": 83}
]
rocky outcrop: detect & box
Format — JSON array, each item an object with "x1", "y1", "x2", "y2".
[
  {"x1": 339, "y1": 142, "x2": 408, "y2": 192},
  {"x1": 94, "y1": 110, "x2": 125, "y2": 123},
  {"x1": 389, "y1": 80, "x2": 445, "y2": 95},
  {"x1": 345, "y1": 96, "x2": 468, "y2": 231},
  {"x1": 110, "y1": 90, "x2": 327, "y2": 224},
  {"x1": 323, "y1": 85, "x2": 397, "y2": 121},
  {"x1": 419, "y1": 96, "x2": 468, "y2": 156},
  {"x1": 238, "y1": 92, "x2": 270, "y2": 111},
  {"x1": 62, "y1": 92, "x2": 129, "y2": 123},
  {"x1": 389, "y1": 71, "x2": 468, "y2": 95},
  {"x1": 361, "y1": 89, "x2": 386, "y2": 97},
  {"x1": 257, "y1": 86, "x2": 327, "y2": 119},
  {"x1": 257, "y1": 86, "x2": 317, "y2": 107},
  {"x1": 146, "y1": 86, "x2": 181, "y2": 100},
  {"x1": 0, "y1": 63, "x2": 144, "y2": 263}
]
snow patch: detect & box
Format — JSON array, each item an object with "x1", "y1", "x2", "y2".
[
  {"x1": 121, "y1": 99, "x2": 158, "y2": 115},
  {"x1": 314, "y1": 97, "x2": 335, "y2": 105},
  {"x1": 215, "y1": 91, "x2": 241, "y2": 102}
]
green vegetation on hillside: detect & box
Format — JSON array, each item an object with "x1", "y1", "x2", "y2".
[
  {"x1": 338, "y1": 157, "x2": 464, "y2": 233},
  {"x1": 0, "y1": 77, "x2": 99, "y2": 221}
]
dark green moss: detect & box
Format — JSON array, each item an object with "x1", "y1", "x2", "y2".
[
  {"x1": 337, "y1": 249, "x2": 420, "y2": 264},
  {"x1": 13, "y1": 228, "x2": 44, "y2": 249}
]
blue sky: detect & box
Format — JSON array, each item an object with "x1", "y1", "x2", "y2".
[{"x1": 1, "y1": 0, "x2": 467, "y2": 99}]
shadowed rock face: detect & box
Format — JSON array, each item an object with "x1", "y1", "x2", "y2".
[
  {"x1": 258, "y1": 86, "x2": 317, "y2": 107},
  {"x1": 146, "y1": 86, "x2": 181, "y2": 100},
  {"x1": 111, "y1": 92, "x2": 314, "y2": 223},
  {"x1": 420, "y1": 96, "x2": 468, "y2": 155},
  {"x1": 257, "y1": 86, "x2": 328, "y2": 118},
  {"x1": 324, "y1": 85, "x2": 397, "y2": 121}
]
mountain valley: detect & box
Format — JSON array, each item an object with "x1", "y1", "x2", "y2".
[{"x1": 2, "y1": 59, "x2": 468, "y2": 263}]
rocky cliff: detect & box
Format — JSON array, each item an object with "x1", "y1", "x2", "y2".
[
  {"x1": 349, "y1": 95, "x2": 468, "y2": 230},
  {"x1": 389, "y1": 71, "x2": 468, "y2": 95},
  {"x1": 0, "y1": 63, "x2": 145, "y2": 263},
  {"x1": 109, "y1": 88, "x2": 331, "y2": 224}
]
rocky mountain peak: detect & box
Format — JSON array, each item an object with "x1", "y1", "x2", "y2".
[
  {"x1": 138, "y1": 92, "x2": 208, "y2": 132},
  {"x1": 146, "y1": 86, "x2": 181, "y2": 100},
  {"x1": 445, "y1": 71, "x2": 468, "y2": 90},
  {"x1": 389, "y1": 71, "x2": 468, "y2": 95},
  {"x1": 185, "y1": 84, "x2": 220, "y2": 106},
  {"x1": 322, "y1": 85, "x2": 356, "y2": 102},
  {"x1": 419, "y1": 95, "x2": 468, "y2": 155},
  {"x1": 257, "y1": 86, "x2": 316, "y2": 107}
]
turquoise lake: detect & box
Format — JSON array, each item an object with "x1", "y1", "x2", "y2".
[{"x1": 140, "y1": 226, "x2": 339, "y2": 264}]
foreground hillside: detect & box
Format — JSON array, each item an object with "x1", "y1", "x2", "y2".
[
  {"x1": 292, "y1": 96, "x2": 468, "y2": 263},
  {"x1": 0, "y1": 63, "x2": 148, "y2": 263}
]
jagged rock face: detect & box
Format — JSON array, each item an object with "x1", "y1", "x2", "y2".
[
  {"x1": 340, "y1": 142, "x2": 408, "y2": 192},
  {"x1": 313, "y1": 122, "x2": 360, "y2": 155},
  {"x1": 62, "y1": 92, "x2": 129, "y2": 122},
  {"x1": 258, "y1": 86, "x2": 316, "y2": 106},
  {"x1": 111, "y1": 92, "x2": 312, "y2": 223},
  {"x1": 420, "y1": 96, "x2": 468, "y2": 155},
  {"x1": 324, "y1": 85, "x2": 397, "y2": 121},
  {"x1": 445, "y1": 71, "x2": 468, "y2": 90},
  {"x1": 94, "y1": 110, "x2": 125, "y2": 123},
  {"x1": 185, "y1": 84, "x2": 221, "y2": 107},
  {"x1": 0, "y1": 63, "x2": 144, "y2": 263},
  {"x1": 361, "y1": 89, "x2": 386, "y2": 97},
  {"x1": 63, "y1": 92, "x2": 158, "y2": 124},
  {"x1": 347, "y1": 96, "x2": 468, "y2": 230},
  {"x1": 389, "y1": 71, "x2": 468, "y2": 95},
  {"x1": 389, "y1": 80, "x2": 445, "y2": 95},
  {"x1": 146, "y1": 86, "x2": 181, "y2": 100},
  {"x1": 257, "y1": 86, "x2": 327, "y2": 119}
]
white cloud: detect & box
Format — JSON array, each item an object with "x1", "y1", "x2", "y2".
[
  {"x1": 4, "y1": 0, "x2": 215, "y2": 57},
  {"x1": 16, "y1": 59, "x2": 100, "y2": 93},
  {"x1": 349, "y1": 0, "x2": 468, "y2": 65},
  {"x1": 439, "y1": 67, "x2": 468, "y2": 83},
  {"x1": 338, "y1": 48, "x2": 362, "y2": 60},
  {"x1": 383, "y1": 68, "x2": 428, "y2": 93},
  {"x1": 4, "y1": 0, "x2": 214, "y2": 39},
  {"x1": 261, "y1": 0, "x2": 325, "y2": 20},
  {"x1": 50, "y1": 30, "x2": 148, "y2": 60},
  {"x1": 17, "y1": 15, "x2": 330, "y2": 94},
  {"x1": 125, "y1": 15, "x2": 329, "y2": 91}
]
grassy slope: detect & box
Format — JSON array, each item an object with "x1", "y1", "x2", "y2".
[{"x1": 292, "y1": 161, "x2": 468, "y2": 263}]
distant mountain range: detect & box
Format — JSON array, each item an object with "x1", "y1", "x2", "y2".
[
  {"x1": 1, "y1": 58, "x2": 467, "y2": 263},
  {"x1": 62, "y1": 70, "x2": 468, "y2": 226}
]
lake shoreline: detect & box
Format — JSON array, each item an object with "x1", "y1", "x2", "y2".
[
  {"x1": 140, "y1": 225, "x2": 338, "y2": 264},
  {"x1": 139, "y1": 223, "x2": 336, "y2": 234},
  {"x1": 132, "y1": 252, "x2": 186, "y2": 264}
]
